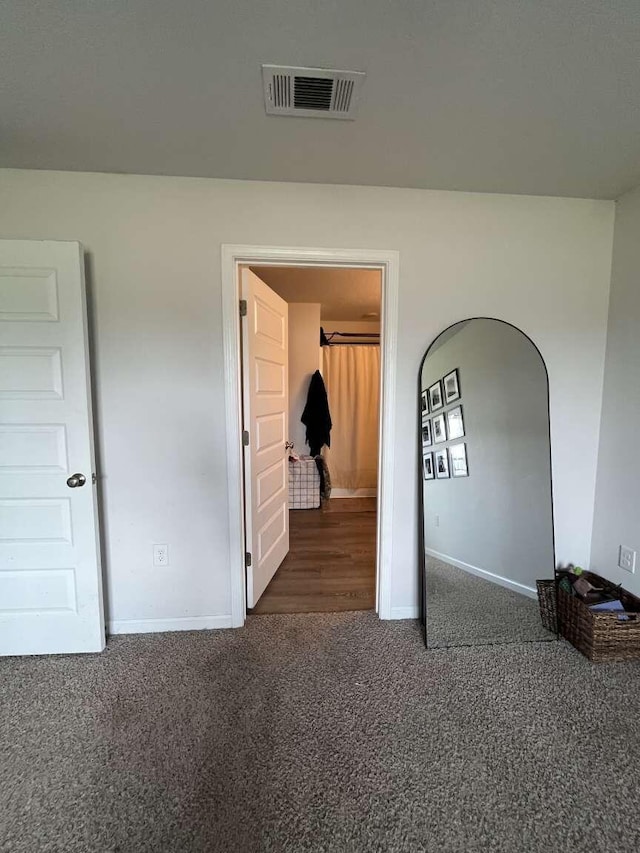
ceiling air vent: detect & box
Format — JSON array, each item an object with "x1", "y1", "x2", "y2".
[{"x1": 262, "y1": 65, "x2": 365, "y2": 120}]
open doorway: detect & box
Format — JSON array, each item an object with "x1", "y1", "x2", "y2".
[
  {"x1": 244, "y1": 265, "x2": 382, "y2": 614},
  {"x1": 221, "y1": 244, "x2": 399, "y2": 628}
]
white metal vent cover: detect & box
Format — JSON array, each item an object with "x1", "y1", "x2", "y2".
[{"x1": 262, "y1": 65, "x2": 365, "y2": 120}]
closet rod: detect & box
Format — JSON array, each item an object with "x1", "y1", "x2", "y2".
[
  {"x1": 325, "y1": 331, "x2": 380, "y2": 338},
  {"x1": 323, "y1": 332, "x2": 380, "y2": 346},
  {"x1": 320, "y1": 328, "x2": 380, "y2": 346}
]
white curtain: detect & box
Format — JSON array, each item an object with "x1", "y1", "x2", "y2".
[{"x1": 323, "y1": 345, "x2": 380, "y2": 491}]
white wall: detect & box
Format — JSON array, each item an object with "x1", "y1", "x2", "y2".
[
  {"x1": 0, "y1": 169, "x2": 614, "y2": 628},
  {"x1": 422, "y1": 320, "x2": 554, "y2": 591},
  {"x1": 591, "y1": 184, "x2": 640, "y2": 594},
  {"x1": 287, "y1": 302, "x2": 321, "y2": 454}
]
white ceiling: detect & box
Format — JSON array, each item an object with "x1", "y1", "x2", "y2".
[
  {"x1": 250, "y1": 267, "x2": 381, "y2": 321},
  {"x1": 2, "y1": 1, "x2": 640, "y2": 199}
]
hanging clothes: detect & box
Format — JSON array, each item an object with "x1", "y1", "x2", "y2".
[{"x1": 301, "y1": 369, "x2": 332, "y2": 456}]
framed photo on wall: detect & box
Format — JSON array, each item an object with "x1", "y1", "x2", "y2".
[
  {"x1": 449, "y1": 442, "x2": 469, "y2": 477},
  {"x1": 446, "y1": 405, "x2": 465, "y2": 440},
  {"x1": 435, "y1": 448, "x2": 449, "y2": 479},
  {"x1": 432, "y1": 413, "x2": 447, "y2": 443},
  {"x1": 421, "y1": 421, "x2": 432, "y2": 448},
  {"x1": 423, "y1": 452, "x2": 434, "y2": 480},
  {"x1": 421, "y1": 389, "x2": 429, "y2": 421},
  {"x1": 443, "y1": 369, "x2": 460, "y2": 404},
  {"x1": 428, "y1": 380, "x2": 443, "y2": 411}
]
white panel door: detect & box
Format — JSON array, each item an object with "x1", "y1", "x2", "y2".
[
  {"x1": 241, "y1": 268, "x2": 289, "y2": 607},
  {"x1": 0, "y1": 240, "x2": 104, "y2": 655}
]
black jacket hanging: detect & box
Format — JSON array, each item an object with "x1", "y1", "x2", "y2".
[{"x1": 301, "y1": 370, "x2": 332, "y2": 456}]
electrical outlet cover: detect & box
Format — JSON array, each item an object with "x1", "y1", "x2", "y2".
[
  {"x1": 153, "y1": 544, "x2": 169, "y2": 567},
  {"x1": 618, "y1": 545, "x2": 636, "y2": 574}
]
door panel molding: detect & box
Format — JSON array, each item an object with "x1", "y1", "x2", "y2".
[
  {"x1": 0, "y1": 239, "x2": 104, "y2": 655},
  {"x1": 241, "y1": 269, "x2": 289, "y2": 607},
  {"x1": 221, "y1": 245, "x2": 399, "y2": 627}
]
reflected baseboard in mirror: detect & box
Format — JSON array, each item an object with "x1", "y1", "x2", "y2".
[{"x1": 418, "y1": 318, "x2": 557, "y2": 649}]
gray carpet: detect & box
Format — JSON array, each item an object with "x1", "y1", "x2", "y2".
[
  {"x1": 2, "y1": 612, "x2": 640, "y2": 853},
  {"x1": 426, "y1": 556, "x2": 554, "y2": 648}
]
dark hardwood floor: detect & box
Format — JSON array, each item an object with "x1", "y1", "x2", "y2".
[{"x1": 249, "y1": 497, "x2": 377, "y2": 615}]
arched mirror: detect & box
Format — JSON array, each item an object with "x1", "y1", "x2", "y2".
[{"x1": 418, "y1": 319, "x2": 556, "y2": 648}]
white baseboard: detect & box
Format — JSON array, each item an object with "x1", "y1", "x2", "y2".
[
  {"x1": 108, "y1": 614, "x2": 234, "y2": 635},
  {"x1": 425, "y1": 548, "x2": 537, "y2": 599},
  {"x1": 331, "y1": 488, "x2": 377, "y2": 498},
  {"x1": 388, "y1": 605, "x2": 420, "y2": 620}
]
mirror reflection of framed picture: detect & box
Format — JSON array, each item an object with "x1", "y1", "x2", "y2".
[
  {"x1": 421, "y1": 389, "x2": 429, "y2": 421},
  {"x1": 421, "y1": 421, "x2": 432, "y2": 448},
  {"x1": 449, "y1": 442, "x2": 469, "y2": 477},
  {"x1": 432, "y1": 413, "x2": 447, "y2": 443},
  {"x1": 446, "y1": 404, "x2": 465, "y2": 440},
  {"x1": 422, "y1": 452, "x2": 434, "y2": 480},
  {"x1": 443, "y1": 368, "x2": 460, "y2": 404},
  {"x1": 435, "y1": 448, "x2": 449, "y2": 479},
  {"x1": 428, "y1": 380, "x2": 443, "y2": 411}
]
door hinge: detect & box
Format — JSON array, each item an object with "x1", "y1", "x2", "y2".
[
  {"x1": 245, "y1": 551, "x2": 252, "y2": 567},
  {"x1": 92, "y1": 472, "x2": 97, "y2": 485},
  {"x1": 242, "y1": 430, "x2": 249, "y2": 446},
  {"x1": 239, "y1": 299, "x2": 247, "y2": 317}
]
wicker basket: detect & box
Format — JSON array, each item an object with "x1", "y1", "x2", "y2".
[
  {"x1": 536, "y1": 579, "x2": 557, "y2": 633},
  {"x1": 557, "y1": 571, "x2": 640, "y2": 662}
]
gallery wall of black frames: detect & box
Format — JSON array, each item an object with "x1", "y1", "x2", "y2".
[{"x1": 420, "y1": 367, "x2": 468, "y2": 481}]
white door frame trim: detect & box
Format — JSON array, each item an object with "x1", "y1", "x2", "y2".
[{"x1": 221, "y1": 244, "x2": 399, "y2": 627}]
